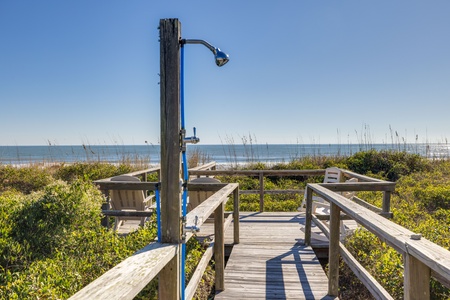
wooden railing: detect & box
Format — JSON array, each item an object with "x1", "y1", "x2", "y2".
[
  {"x1": 95, "y1": 164, "x2": 217, "y2": 227},
  {"x1": 304, "y1": 182, "x2": 450, "y2": 300},
  {"x1": 70, "y1": 182, "x2": 239, "y2": 300},
  {"x1": 189, "y1": 168, "x2": 394, "y2": 217}
]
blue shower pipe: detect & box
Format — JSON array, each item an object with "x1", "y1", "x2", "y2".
[
  {"x1": 180, "y1": 44, "x2": 188, "y2": 300},
  {"x1": 155, "y1": 185, "x2": 161, "y2": 242},
  {"x1": 156, "y1": 44, "x2": 188, "y2": 299}
]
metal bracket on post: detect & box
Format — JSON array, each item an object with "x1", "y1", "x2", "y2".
[
  {"x1": 180, "y1": 127, "x2": 200, "y2": 152},
  {"x1": 182, "y1": 215, "x2": 201, "y2": 242}
]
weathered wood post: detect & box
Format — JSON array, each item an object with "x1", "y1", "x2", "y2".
[
  {"x1": 100, "y1": 189, "x2": 110, "y2": 228},
  {"x1": 259, "y1": 172, "x2": 264, "y2": 212},
  {"x1": 382, "y1": 190, "x2": 392, "y2": 218},
  {"x1": 404, "y1": 254, "x2": 430, "y2": 300},
  {"x1": 304, "y1": 185, "x2": 312, "y2": 246},
  {"x1": 214, "y1": 202, "x2": 225, "y2": 291},
  {"x1": 159, "y1": 18, "x2": 182, "y2": 300},
  {"x1": 233, "y1": 186, "x2": 240, "y2": 244},
  {"x1": 328, "y1": 202, "x2": 340, "y2": 297}
]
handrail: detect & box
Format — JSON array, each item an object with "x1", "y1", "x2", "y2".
[
  {"x1": 186, "y1": 168, "x2": 393, "y2": 216},
  {"x1": 95, "y1": 181, "x2": 158, "y2": 190},
  {"x1": 69, "y1": 242, "x2": 178, "y2": 300},
  {"x1": 189, "y1": 169, "x2": 325, "y2": 176},
  {"x1": 341, "y1": 169, "x2": 386, "y2": 182},
  {"x1": 70, "y1": 183, "x2": 239, "y2": 300},
  {"x1": 95, "y1": 167, "x2": 161, "y2": 182},
  {"x1": 304, "y1": 183, "x2": 450, "y2": 299},
  {"x1": 93, "y1": 162, "x2": 216, "y2": 184},
  {"x1": 188, "y1": 161, "x2": 217, "y2": 171}
]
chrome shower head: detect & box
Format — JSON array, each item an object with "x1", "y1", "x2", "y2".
[
  {"x1": 214, "y1": 48, "x2": 229, "y2": 67},
  {"x1": 182, "y1": 39, "x2": 230, "y2": 67}
]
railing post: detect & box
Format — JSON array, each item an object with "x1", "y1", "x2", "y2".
[
  {"x1": 159, "y1": 18, "x2": 182, "y2": 300},
  {"x1": 382, "y1": 191, "x2": 393, "y2": 218},
  {"x1": 215, "y1": 202, "x2": 225, "y2": 291},
  {"x1": 142, "y1": 173, "x2": 148, "y2": 197},
  {"x1": 101, "y1": 189, "x2": 110, "y2": 228},
  {"x1": 259, "y1": 172, "x2": 264, "y2": 212},
  {"x1": 328, "y1": 202, "x2": 340, "y2": 297},
  {"x1": 404, "y1": 254, "x2": 430, "y2": 300},
  {"x1": 233, "y1": 186, "x2": 240, "y2": 244},
  {"x1": 304, "y1": 185, "x2": 312, "y2": 246}
]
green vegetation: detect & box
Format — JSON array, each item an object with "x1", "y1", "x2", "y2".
[
  {"x1": 1, "y1": 150, "x2": 449, "y2": 299},
  {"x1": 0, "y1": 163, "x2": 209, "y2": 299}
]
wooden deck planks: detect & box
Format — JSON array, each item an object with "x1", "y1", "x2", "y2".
[{"x1": 213, "y1": 212, "x2": 337, "y2": 300}]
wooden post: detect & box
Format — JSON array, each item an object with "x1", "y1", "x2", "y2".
[
  {"x1": 404, "y1": 254, "x2": 430, "y2": 300},
  {"x1": 158, "y1": 18, "x2": 182, "y2": 300},
  {"x1": 259, "y1": 172, "x2": 264, "y2": 212},
  {"x1": 328, "y1": 202, "x2": 340, "y2": 297},
  {"x1": 382, "y1": 191, "x2": 392, "y2": 218},
  {"x1": 233, "y1": 186, "x2": 240, "y2": 244},
  {"x1": 101, "y1": 189, "x2": 110, "y2": 228},
  {"x1": 304, "y1": 186, "x2": 312, "y2": 246},
  {"x1": 143, "y1": 173, "x2": 148, "y2": 197},
  {"x1": 215, "y1": 202, "x2": 225, "y2": 291}
]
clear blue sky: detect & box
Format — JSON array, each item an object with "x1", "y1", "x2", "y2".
[{"x1": 1, "y1": 1, "x2": 450, "y2": 146}]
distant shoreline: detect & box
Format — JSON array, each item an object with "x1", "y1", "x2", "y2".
[{"x1": 0, "y1": 143, "x2": 448, "y2": 165}]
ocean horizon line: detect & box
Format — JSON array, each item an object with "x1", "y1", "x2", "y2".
[
  {"x1": 1, "y1": 143, "x2": 449, "y2": 166},
  {"x1": 0, "y1": 142, "x2": 446, "y2": 147}
]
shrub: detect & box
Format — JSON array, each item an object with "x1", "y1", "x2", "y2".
[
  {"x1": 11, "y1": 180, "x2": 103, "y2": 258},
  {"x1": 345, "y1": 229, "x2": 404, "y2": 299},
  {"x1": 0, "y1": 165, "x2": 53, "y2": 194},
  {"x1": 345, "y1": 150, "x2": 430, "y2": 181},
  {"x1": 54, "y1": 162, "x2": 135, "y2": 182},
  {"x1": 0, "y1": 179, "x2": 158, "y2": 299}
]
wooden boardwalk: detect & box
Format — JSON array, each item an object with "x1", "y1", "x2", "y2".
[
  {"x1": 212, "y1": 212, "x2": 336, "y2": 300},
  {"x1": 114, "y1": 212, "x2": 338, "y2": 299}
]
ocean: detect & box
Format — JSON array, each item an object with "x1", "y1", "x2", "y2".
[{"x1": 0, "y1": 143, "x2": 448, "y2": 165}]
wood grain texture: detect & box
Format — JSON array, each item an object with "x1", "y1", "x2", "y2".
[
  {"x1": 159, "y1": 18, "x2": 181, "y2": 300},
  {"x1": 69, "y1": 243, "x2": 177, "y2": 300},
  {"x1": 404, "y1": 254, "x2": 430, "y2": 300},
  {"x1": 215, "y1": 202, "x2": 225, "y2": 291},
  {"x1": 328, "y1": 203, "x2": 340, "y2": 296},
  {"x1": 214, "y1": 212, "x2": 336, "y2": 300}
]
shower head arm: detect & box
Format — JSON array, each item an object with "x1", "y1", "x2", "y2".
[
  {"x1": 181, "y1": 39, "x2": 216, "y2": 54},
  {"x1": 180, "y1": 38, "x2": 229, "y2": 67}
]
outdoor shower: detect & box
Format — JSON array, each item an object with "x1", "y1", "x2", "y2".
[{"x1": 157, "y1": 33, "x2": 229, "y2": 299}]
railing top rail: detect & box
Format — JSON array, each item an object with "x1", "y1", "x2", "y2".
[
  {"x1": 308, "y1": 183, "x2": 450, "y2": 281},
  {"x1": 188, "y1": 161, "x2": 216, "y2": 171},
  {"x1": 94, "y1": 161, "x2": 217, "y2": 183},
  {"x1": 95, "y1": 167, "x2": 161, "y2": 183},
  {"x1": 95, "y1": 181, "x2": 158, "y2": 191},
  {"x1": 69, "y1": 242, "x2": 178, "y2": 300},
  {"x1": 188, "y1": 169, "x2": 325, "y2": 176},
  {"x1": 123, "y1": 167, "x2": 161, "y2": 177},
  {"x1": 341, "y1": 169, "x2": 385, "y2": 183},
  {"x1": 187, "y1": 182, "x2": 228, "y2": 191},
  {"x1": 95, "y1": 181, "x2": 230, "y2": 192},
  {"x1": 320, "y1": 181, "x2": 396, "y2": 192}
]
